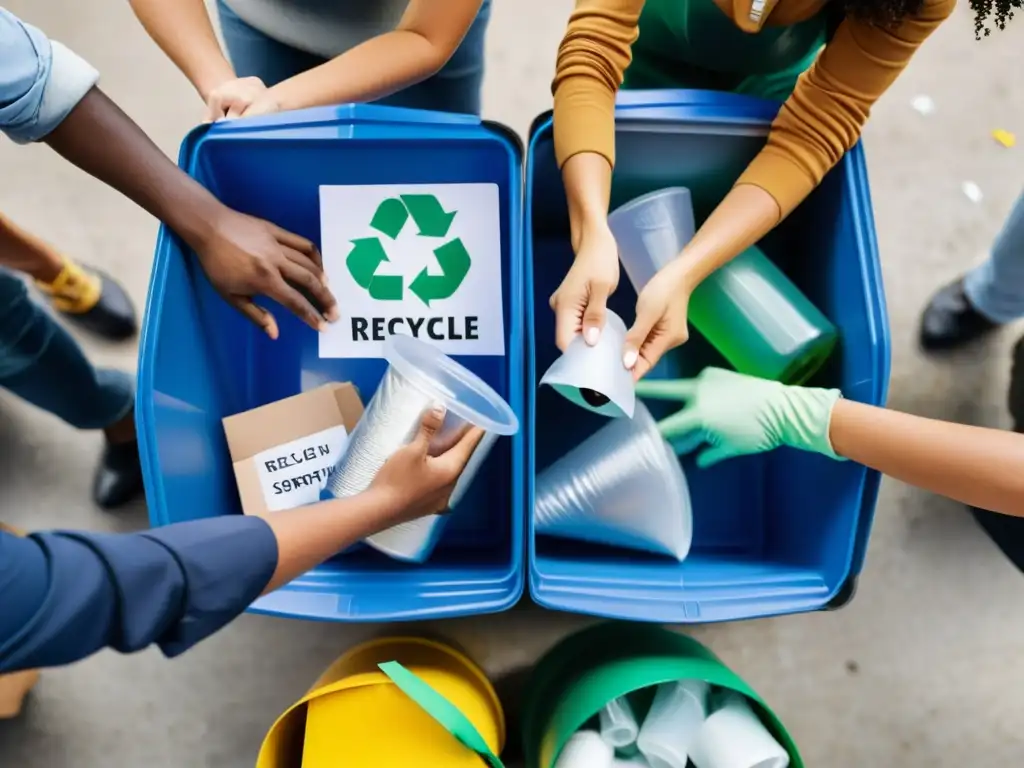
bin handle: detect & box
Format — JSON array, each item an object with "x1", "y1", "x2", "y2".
[{"x1": 378, "y1": 661, "x2": 504, "y2": 768}]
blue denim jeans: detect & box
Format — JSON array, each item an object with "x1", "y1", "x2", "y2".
[
  {"x1": 216, "y1": 0, "x2": 490, "y2": 115},
  {"x1": 964, "y1": 189, "x2": 1024, "y2": 323},
  {"x1": 0, "y1": 269, "x2": 133, "y2": 429}
]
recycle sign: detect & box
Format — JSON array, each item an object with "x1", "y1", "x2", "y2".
[{"x1": 345, "y1": 194, "x2": 471, "y2": 306}]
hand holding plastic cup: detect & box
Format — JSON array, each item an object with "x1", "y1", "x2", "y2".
[
  {"x1": 324, "y1": 334, "x2": 518, "y2": 562},
  {"x1": 541, "y1": 310, "x2": 635, "y2": 418}
]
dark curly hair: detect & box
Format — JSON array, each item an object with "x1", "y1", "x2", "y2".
[
  {"x1": 833, "y1": 0, "x2": 1019, "y2": 37},
  {"x1": 969, "y1": 0, "x2": 1021, "y2": 36}
]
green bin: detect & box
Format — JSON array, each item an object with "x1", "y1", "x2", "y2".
[{"x1": 521, "y1": 622, "x2": 803, "y2": 768}]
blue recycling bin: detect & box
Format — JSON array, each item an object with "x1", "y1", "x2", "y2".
[
  {"x1": 137, "y1": 105, "x2": 525, "y2": 622},
  {"x1": 526, "y1": 90, "x2": 891, "y2": 623}
]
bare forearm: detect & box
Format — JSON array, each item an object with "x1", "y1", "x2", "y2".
[
  {"x1": 44, "y1": 88, "x2": 221, "y2": 249},
  {"x1": 830, "y1": 399, "x2": 1024, "y2": 517},
  {"x1": 262, "y1": 490, "x2": 399, "y2": 592},
  {"x1": 561, "y1": 152, "x2": 613, "y2": 250},
  {"x1": 129, "y1": 0, "x2": 234, "y2": 99},
  {"x1": 268, "y1": 32, "x2": 443, "y2": 112},
  {"x1": 675, "y1": 184, "x2": 781, "y2": 287}
]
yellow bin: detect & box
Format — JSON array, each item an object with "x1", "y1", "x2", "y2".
[{"x1": 258, "y1": 636, "x2": 505, "y2": 768}]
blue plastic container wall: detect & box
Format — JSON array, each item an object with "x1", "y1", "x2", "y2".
[
  {"x1": 137, "y1": 105, "x2": 525, "y2": 622},
  {"x1": 525, "y1": 91, "x2": 891, "y2": 623}
]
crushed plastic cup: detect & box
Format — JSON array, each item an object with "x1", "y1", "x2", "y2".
[
  {"x1": 540, "y1": 310, "x2": 635, "y2": 419},
  {"x1": 534, "y1": 402, "x2": 692, "y2": 561},
  {"x1": 637, "y1": 680, "x2": 709, "y2": 768},
  {"x1": 599, "y1": 696, "x2": 640, "y2": 749},
  {"x1": 689, "y1": 691, "x2": 790, "y2": 768},
  {"x1": 325, "y1": 333, "x2": 518, "y2": 562},
  {"x1": 608, "y1": 188, "x2": 696, "y2": 292},
  {"x1": 555, "y1": 730, "x2": 615, "y2": 768}
]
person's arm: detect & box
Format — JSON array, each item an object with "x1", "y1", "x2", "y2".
[
  {"x1": 247, "y1": 0, "x2": 484, "y2": 116},
  {"x1": 637, "y1": 368, "x2": 1024, "y2": 518},
  {"x1": 0, "y1": 7, "x2": 336, "y2": 338},
  {"x1": 0, "y1": 409, "x2": 483, "y2": 673},
  {"x1": 548, "y1": 0, "x2": 644, "y2": 350},
  {"x1": 128, "y1": 0, "x2": 234, "y2": 103},
  {"x1": 828, "y1": 399, "x2": 1024, "y2": 518},
  {"x1": 623, "y1": 0, "x2": 955, "y2": 376}
]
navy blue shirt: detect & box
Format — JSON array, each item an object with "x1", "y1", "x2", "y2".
[{"x1": 0, "y1": 516, "x2": 278, "y2": 672}]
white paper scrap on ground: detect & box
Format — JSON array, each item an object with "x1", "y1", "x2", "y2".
[
  {"x1": 254, "y1": 425, "x2": 349, "y2": 512},
  {"x1": 911, "y1": 94, "x2": 935, "y2": 115},
  {"x1": 962, "y1": 181, "x2": 984, "y2": 204}
]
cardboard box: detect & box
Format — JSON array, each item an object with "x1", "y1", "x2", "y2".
[
  {"x1": 0, "y1": 522, "x2": 39, "y2": 719},
  {"x1": 223, "y1": 383, "x2": 364, "y2": 516}
]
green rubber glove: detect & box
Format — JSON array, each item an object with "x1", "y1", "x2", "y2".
[{"x1": 635, "y1": 367, "x2": 845, "y2": 468}]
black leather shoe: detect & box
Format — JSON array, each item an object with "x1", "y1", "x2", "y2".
[
  {"x1": 919, "y1": 278, "x2": 998, "y2": 352},
  {"x1": 972, "y1": 335, "x2": 1024, "y2": 572},
  {"x1": 63, "y1": 269, "x2": 138, "y2": 341},
  {"x1": 92, "y1": 439, "x2": 144, "y2": 510}
]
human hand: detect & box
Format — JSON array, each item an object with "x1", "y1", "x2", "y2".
[
  {"x1": 204, "y1": 76, "x2": 269, "y2": 122},
  {"x1": 623, "y1": 260, "x2": 693, "y2": 380},
  {"x1": 192, "y1": 207, "x2": 338, "y2": 339},
  {"x1": 240, "y1": 90, "x2": 283, "y2": 119},
  {"x1": 636, "y1": 367, "x2": 842, "y2": 467},
  {"x1": 550, "y1": 224, "x2": 620, "y2": 351},
  {"x1": 370, "y1": 407, "x2": 486, "y2": 526}
]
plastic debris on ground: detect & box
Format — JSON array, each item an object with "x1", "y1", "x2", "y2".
[
  {"x1": 910, "y1": 95, "x2": 935, "y2": 115},
  {"x1": 992, "y1": 129, "x2": 1016, "y2": 148},
  {"x1": 962, "y1": 181, "x2": 984, "y2": 204}
]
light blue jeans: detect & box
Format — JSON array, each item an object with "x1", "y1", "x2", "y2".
[
  {"x1": 964, "y1": 189, "x2": 1024, "y2": 323},
  {"x1": 0, "y1": 269, "x2": 133, "y2": 429},
  {"x1": 216, "y1": 0, "x2": 491, "y2": 116}
]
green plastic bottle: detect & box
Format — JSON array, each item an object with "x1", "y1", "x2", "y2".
[{"x1": 687, "y1": 244, "x2": 837, "y2": 384}]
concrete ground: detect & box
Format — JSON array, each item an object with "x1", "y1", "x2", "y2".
[{"x1": 1, "y1": 0, "x2": 1024, "y2": 765}]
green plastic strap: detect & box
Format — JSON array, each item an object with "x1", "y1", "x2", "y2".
[{"x1": 378, "y1": 661, "x2": 504, "y2": 768}]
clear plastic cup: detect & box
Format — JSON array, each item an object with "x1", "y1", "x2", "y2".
[
  {"x1": 608, "y1": 188, "x2": 696, "y2": 292},
  {"x1": 540, "y1": 310, "x2": 635, "y2": 419},
  {"x1": 534, "y1": 402, "x2": 693, "y2": 561},
  {"x1": 637, "y1": 680, "x2": 710, "y2": 768},
  {"x1": 610, "y1": 188, "x2": 837, "y2": 384},
  {"x1": 555, "y1": 730, "x2": 615, "y2": 768},
  {"x1": 689, "y1": 691, "x2": 790, "y2": 768},
  {"x1": 600, "y1": 696, "x2": 640, "y2": 749},
  {"x1": 325, "y1": 334, "x2": 518, "y2": 563}
]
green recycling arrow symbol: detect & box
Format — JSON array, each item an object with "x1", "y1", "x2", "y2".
[
  {"x1": 345, "y1": 193, "x2": 471, "y2": 304},
  {"x1": 409, "y1": 238, "x2": 471, "y2": 306}
]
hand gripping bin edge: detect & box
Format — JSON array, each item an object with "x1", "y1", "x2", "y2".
[
  {"x1": 524, "y1": 89, "x2": 890, "y2": 624},
  {"x1": 136, "y1": 104, "x2": 526, "y2": 622}
]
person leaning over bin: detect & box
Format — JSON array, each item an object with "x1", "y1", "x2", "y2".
[
  {"x1": 0, "y1": 407, "x2": 482, "y2": 683},
  {"x1": 549, "y1": 0, "x2": 1017, "y2": 380},
  {"x1": 0, "y1": 6, "x2": 341, "y2": 509},
  {"x1": 128, "y1": 0, "x2": 490, "y2": 119},
  {"x1": 638, "y1": 364, "x2": 1024, "y2": 520}
]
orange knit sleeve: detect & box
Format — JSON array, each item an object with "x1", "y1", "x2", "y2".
[
  {"x1": 737, "y1": 0, "x2": 956, "y2": 217},
  {"x1": 551, "y1": 0, "x2": 646, "y2": 169}
]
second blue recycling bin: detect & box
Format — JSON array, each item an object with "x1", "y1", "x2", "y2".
[
  {"x1": 526, "y1": 90, "x2": 891, "y2": 623},
  {"x1": 137, "y1": 105, "x2": 525, "y2": 622},
  {"x1": 138, "y1": 90, "x2": 889, "y2": 625}
]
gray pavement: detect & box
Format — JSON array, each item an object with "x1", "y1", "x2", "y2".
[{"x1": 2, "y1": 0, "x2": 1024, "y2": 765}]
